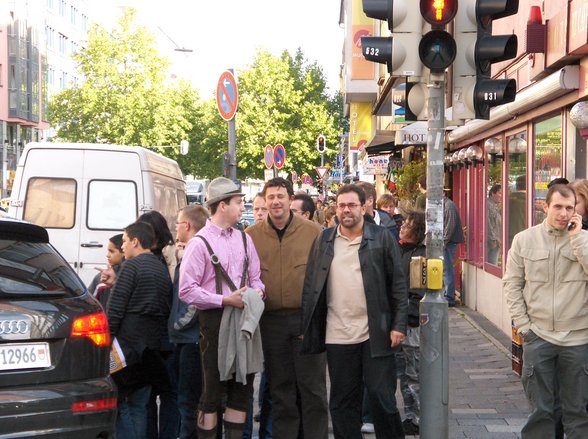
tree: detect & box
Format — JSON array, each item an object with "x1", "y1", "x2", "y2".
[
  {"x1": 193, "y1": 48, "x2": 344, "y2": 180},
  {"x1": 49, "y1": 8, "x2": 199, "y2": 148}
]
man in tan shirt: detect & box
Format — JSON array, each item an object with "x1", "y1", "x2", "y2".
[{"x1": 301, "y1": 184, "x2": 407, "y2": 439}]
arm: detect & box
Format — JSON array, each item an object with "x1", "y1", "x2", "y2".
[
  {"x1": 106, "y1": 262, "x2": 137, "y2": 336},
  {"x1": 502, "y1": 234, "x2": 529, "y2": 333},
  {"x1": 384, "y1": 231, "x2": 408, "y2": 337},
  {"x1": 244, "y1": 233, "x2": 265, "y2": 296}
]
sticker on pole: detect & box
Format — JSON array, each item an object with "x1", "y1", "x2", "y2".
[
  {"x1": 216, "y1": 71, "x2": 239, "y2": 121},
  {"x1": 264, "y1": 144, "x2": 274, "y2": 169},
  {"x1": 273, "y1": 144, "x2": 286, "y2": 169}
]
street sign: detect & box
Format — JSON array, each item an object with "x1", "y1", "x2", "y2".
[
  {"x1": 264, "y1": 144, "x2": 274, "y2": 169},
  {"x1": 335, "y1": 153, "x2": 347, "y2": 168},
  {"x1": 264, "y1": 169, "x2": 274, "y2": 182},
  {"x1": 291, "y1": 171, "x2": 298, "y2": 184},
  {"x1": 273, "y1": 144, "x2": 286, "y2": 169},
  {"x1": 301, "y1": 174, "x2": 313, "y2": 185},
  {"x1": 216, "y1": 71, "x2": 239, "y2": 121},
  {"x1": 316, "y1": 166, "x2": 329, "y2": 179}
]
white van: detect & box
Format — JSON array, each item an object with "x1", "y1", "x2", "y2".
[{"x1": 8, "y1": 142, "x2": 187, "y2": 286}]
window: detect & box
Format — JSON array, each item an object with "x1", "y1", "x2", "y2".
[
  {"x1": 58, "y1": 33, "x2": 67, "y2": 54},
  {"x1": 533, "y1": 115, "x2": 562, "y2": 225},
  {"x1": 59, "y1": 71, "x2": 68, "y2": 89},
  {"x1": 506, "y1": 132, "x2": 527, "y2": 250},
  {"x1": 59, "y1": 0, "x2": 66, "y2": 16},
  {"x1": 48, "y1": 66, "x2": 55, "y2": 85},
  {"x1": 45, "y1": 26, "x2": 54, "y2": 48},
  {"x1": 87, "y1": 180, "x2": 137, "y2": 230},
  {"x1": 24, "y1": 178, "x2": 76, "y2": 229},
  {"x1": 485, "y1": 138, "x2": 503, "y2": 268}
]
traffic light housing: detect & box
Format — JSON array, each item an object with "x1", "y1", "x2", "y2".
[
  {"x1": 392, "y1": 78, "x2": 428, "y2": 121},
  {"x1": 453, "y1": 0, "x2": 519, "y2": 120},
  {"x1": 418, "y1": 0, "x2": 458, "y2": 73},
  {"x1": 361, "y1": 0, "x2": 423, "y2": 77},
  {"x1": 317, "y1": 135, "x2": 327, "y2": 154}
]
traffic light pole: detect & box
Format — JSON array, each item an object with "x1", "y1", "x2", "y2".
[{"x1": 420, "y1": 71, "x2": 449, "y2": 439}]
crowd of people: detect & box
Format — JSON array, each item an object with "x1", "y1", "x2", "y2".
[{"x1": 90, "y1": 174, "x2": 588, "y2": 439}]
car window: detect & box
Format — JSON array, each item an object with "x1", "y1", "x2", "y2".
[
  {"x1": 24, "y1": 178, "x2": 76, "y2": 229},
  {"x1": 0, "y1": 240, "x2": 85, "y2": 296},
  {"x1": 87, "y1": 180, "x2": 137, "y2": 230}
]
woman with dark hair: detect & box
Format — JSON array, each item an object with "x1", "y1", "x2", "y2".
[
  {"x1": 136, "y1": 210, "x2": 179, "y2": 439},
  {"x1": 137, "y1": 210, "x2": 177, "y2": 279},
  {"x1": 396, "y1": 210, "x2": 427, "y2": 436}
]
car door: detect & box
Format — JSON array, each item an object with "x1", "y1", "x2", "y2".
[{"x1": 76, "y1": 149, "x2": 142, "y2": 287}]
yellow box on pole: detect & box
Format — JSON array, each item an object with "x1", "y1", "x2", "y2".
[{"x1": 427, "y1": 259, "x2": 443, "y2": 290}]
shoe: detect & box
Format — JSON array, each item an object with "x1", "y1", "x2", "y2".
[
  {"x1": 360, "y1": 423, "x2": 375, "y2": 433},
  {"x1": 402, "y1": 419, "x2": 419, "y2": 435}
]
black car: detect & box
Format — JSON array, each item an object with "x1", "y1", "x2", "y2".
[{"x1": 0, "y1": 218, "x2": 116, "y2": 438}]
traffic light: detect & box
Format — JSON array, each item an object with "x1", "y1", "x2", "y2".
[
  {"x1": 392, "y1": 78, "x2": 428, "y2": 121},
  {"x1": 453, "y1": 0, "x2": 518, "y2": 120},
  {"x1": 361, "y1": 0, "x2": 423, "y2": 77},
  {"x1": 317, "y1": 135, "x2": 327, "y2": 154},
  {"x1": 419, "y1": 0, "x2": 458, "y2": 73}
]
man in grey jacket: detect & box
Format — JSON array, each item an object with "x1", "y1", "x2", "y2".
[{"x1": 503, "y1": 184, "x2": 588, "y2": 438}]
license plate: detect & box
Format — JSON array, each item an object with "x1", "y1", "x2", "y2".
[{"x1": 0, "y1": 343, "x2": 51, "y2": 371}]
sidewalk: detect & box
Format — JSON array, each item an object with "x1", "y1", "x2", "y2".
[
  {"x1": 251, "y1": 306, "x2": 531, "y2": 438},
  {"x1": 360, "y1": 306, "x2": 530, "y2": 438}
]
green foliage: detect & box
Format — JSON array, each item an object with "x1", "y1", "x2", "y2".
[
  {"x1": 48, "y1": 8, "x2": 200, "y2": 148},
  {"x1": 48, "y1": 10, "x2": 343, "y2": 181},
  {"x1": 395, "y1": 160, "x2": 426, "y2": 203}
]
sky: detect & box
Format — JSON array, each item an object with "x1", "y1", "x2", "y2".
[{"x1": 91, "y1": 0, "x2": 344, "y2": 98}]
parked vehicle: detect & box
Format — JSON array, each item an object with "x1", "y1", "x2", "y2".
[
  {"x1": 8, "y1": 142, "x2": 186, "y2": 286},
  {"x1": 0, "y1": 218, "x2": 116, "y2": 438}
]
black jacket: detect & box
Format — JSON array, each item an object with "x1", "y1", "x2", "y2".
[
  {"x1": 364, "y1": 209, "x2": 400, "y2": 241},
  {"x1": 300, "y1": 222, "x2": 408, "y2": 357}
]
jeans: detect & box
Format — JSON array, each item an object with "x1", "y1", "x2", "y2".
[
  {"x1": 260, "y1": 312, "x2": 328, "y2": 439},
  {"x1": 176, "y1": 343, "x2": 202, "y2": 439},
  {"x1": 443, "y1": 243, "x2": 458, "y2": 304},
  {"x1": 399, "y1": 328, "x2": 420, "y2": 424},
  {"x1": 242, "y1": 370, "x2": 272, "y2": 439},
  {"x1": 326, "y1": 341, "x2": 404, "y2": 439},
  {"x1": 116, "y1": 385, "x2": 152, "y2": 439},
  {"x1": 147, "y1": 351, "x2": 180, "y2": 439},
  {"x1": 521, "y1": 331, "x2": 588, "y2": 439}
]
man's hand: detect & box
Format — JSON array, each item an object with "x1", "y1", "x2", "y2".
[
  {"x1": 222, "y1": 287, "x2": 247, "y2": 309},
  {"x1": 96, "y1": 266, "x2": 116, "y2": 286},
  {"x1": 390, "y1": 330, "x2": 405, "y2": 348},
  {"x1": 568, "y1": 213, "x2": 582, "y2": 235}
]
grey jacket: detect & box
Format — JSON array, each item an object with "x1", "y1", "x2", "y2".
[{"x1": 218, "y1": 289, "x2": 265, "y2": 384}]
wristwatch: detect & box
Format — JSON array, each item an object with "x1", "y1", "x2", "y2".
[{"x1": 518, "y1": 329, "x2": 529, "y2": 338}]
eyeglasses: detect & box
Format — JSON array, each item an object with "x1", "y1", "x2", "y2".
[{"x1": 337, "y1": 203, "x2": 361, "y2": 210}]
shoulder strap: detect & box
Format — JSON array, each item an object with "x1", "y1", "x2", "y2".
[
  {"x1": 196, "y1": 233, "x2": 249, "y2": 293},
  {"x1": 240, "y1": 231, "x2": 249, "y2": 289}
]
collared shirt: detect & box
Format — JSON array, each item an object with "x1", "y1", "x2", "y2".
[
  {"x1": 179, "y1": 219, "x2": 264, "y2": 310},
  {"x1": 325, "y1": 227, "x2": 369, "y2": 344}
]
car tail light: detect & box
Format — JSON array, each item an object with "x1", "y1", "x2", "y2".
[
  {"x1": 72, "y1": 397, "x2": 117, "y2": 413},
  {"x1": 71, "y1": 312, "x2": 111, "y2": 347}
]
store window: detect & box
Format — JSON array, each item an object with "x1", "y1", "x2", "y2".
[
  {"x1": 506, "y1": 132, "x2": 527, "y2": 250},
  {"x1": 533, "y1": 115, "x2": 562, "y2": 225},
  {"x1": 485, "y1": 138, "x2": 503, "y2": 267}
]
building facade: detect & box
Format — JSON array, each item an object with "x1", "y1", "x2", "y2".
[{"x1": 340, "y1": 0, "x2": 588, "y2": 335}]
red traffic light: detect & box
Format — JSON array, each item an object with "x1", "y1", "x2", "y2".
[{"x1": 420, "y1": 0, "x2": 457, "y2": 26}]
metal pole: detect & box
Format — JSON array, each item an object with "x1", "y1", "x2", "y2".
[
  {"x1": 420, "y1": 71, "x2": 449, "y2": 439},
  {"x1": 228, "y1": 69, "x2": 237, "y2": 182}
]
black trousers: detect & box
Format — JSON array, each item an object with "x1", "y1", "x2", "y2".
[
  {"x1": 260, "y1": 312, "x2": 329, "y2": 439},
  {"x1": 326, "y1": 340, "x2": 404, "y2": 439}
]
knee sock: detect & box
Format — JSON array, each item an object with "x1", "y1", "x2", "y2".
[
  {"x1": 196, "y1": 426, "x2": 217, "y2": 439},
  {"x1": 223, "y1": 420, "x2": 245, "y2": 439}
]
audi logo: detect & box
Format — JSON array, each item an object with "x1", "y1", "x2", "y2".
[{"x1": 0, "y1": 320, "x2": 30, "y2": 335}]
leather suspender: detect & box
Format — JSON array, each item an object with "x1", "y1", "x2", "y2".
[{"x1": 196, "y1": 231, "x2": 249, "y2": 294}]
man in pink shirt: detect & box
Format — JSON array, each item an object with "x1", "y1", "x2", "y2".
[{"x1": 179, "y1": 177, "x2": 264, "y2": 439}]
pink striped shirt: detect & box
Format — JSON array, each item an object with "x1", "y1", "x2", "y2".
[{"x1": 179, "y1": 220, "x2": 264, "y2": 309}]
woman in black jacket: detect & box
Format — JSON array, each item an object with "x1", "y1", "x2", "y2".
[{"x1": 397, "y1": 210, "x2": 426, "y2": 436}]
